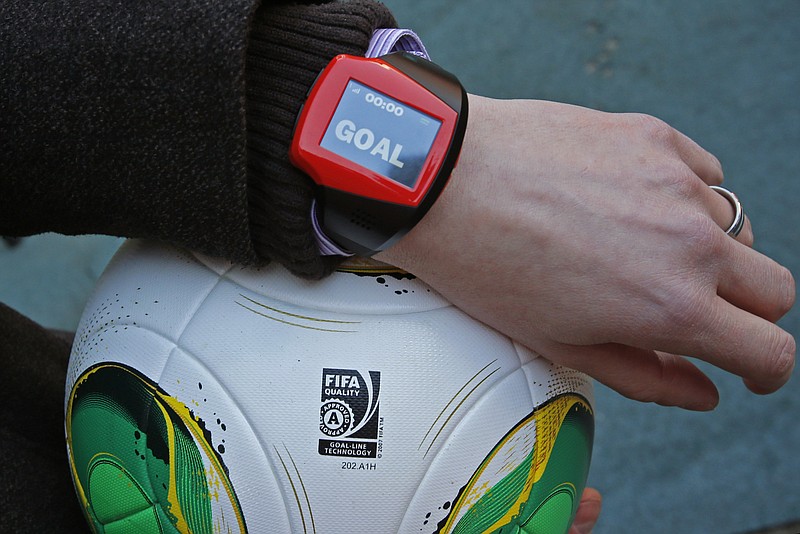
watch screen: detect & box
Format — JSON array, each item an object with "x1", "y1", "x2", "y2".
[{"x1": 320, "y1": 80, "x2": 443, "y2": 189}]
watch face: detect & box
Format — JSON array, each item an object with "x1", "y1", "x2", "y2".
[{"x1": 320, "y1": 80, "x2": 442, "y2": 189}]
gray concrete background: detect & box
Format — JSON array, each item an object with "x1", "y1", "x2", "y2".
[{"x1": 1, "y1": 1, "x2": 797, "y2": 533}]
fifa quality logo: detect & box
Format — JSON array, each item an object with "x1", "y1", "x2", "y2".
[{"x1": 319, "y1": 368, "x2": 383, "y2": 459}]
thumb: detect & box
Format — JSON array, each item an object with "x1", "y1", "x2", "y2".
[{"x1": 569, "y1": 487, "x2": 602, "y2": 534}]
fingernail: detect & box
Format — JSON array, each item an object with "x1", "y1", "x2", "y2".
[{"x1": 692, "y1": 396, "x2": 719, "y2": 411}]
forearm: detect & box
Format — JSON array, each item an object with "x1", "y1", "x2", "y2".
[
  {"x1": 0, "y1": 0, "x2": 394, "y2": 272},
  {"x1": 0, "y1": 0, "x2": 260, "y2": 262}
]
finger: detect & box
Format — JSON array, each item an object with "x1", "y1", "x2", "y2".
[
  {"x1": 542, "y1": 342, "x2": 719, "y2": 411},
  {"x1": 738, "y1": 215, "x2": 754, "y2": 247},
  {"x1": 704, "y1": 187, "x2": 753, "y2": 246},
  {"x1": 670, "y1": 127, "x2": 724, "y2": 185},
  {"x1": 668, "y1": 298, "x2": 795, "y2": 394},
  {"x1": 743, "y1": 377, "x2": 784, "y2": 396},
  {"x1": 702, "y1": 185, "x2": 752, "y2": 246},
  {"x1": 717, "y1": 242, "x2": 796, "y2": 322},
  {"x1": 570, "y1": 487, "x2": 602, "y2": 534}
]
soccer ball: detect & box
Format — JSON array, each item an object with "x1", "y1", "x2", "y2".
[{"x1": 65, "y1": 240, "x2": 594, "y2": 534}]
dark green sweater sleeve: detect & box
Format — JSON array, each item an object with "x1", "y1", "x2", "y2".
[{"x1": 0, "y1": 0, "x2": 395, "y2": 278}]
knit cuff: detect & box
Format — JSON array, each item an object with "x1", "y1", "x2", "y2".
[{"x1": 246, "y1": 1, "x2": 397, "y2": 279}]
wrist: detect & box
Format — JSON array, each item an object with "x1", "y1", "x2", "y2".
[
  {"x1": 299, "y1": 52, "x2": 468, "y2": 258},
  {"x1": 310, "y1": 28, "x2": 430, "y2": 258},
  {"x1": 375, "y1": 93, "x2": 490, "y2": 272},
  {"x1": 245, "y1": 1, "x2": 396, "y2": 277}
]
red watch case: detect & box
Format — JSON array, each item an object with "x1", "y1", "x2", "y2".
[{"x1": 290, "y1": 52, "x2": 468, "y2": 255}]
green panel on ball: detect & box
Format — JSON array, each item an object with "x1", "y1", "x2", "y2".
[{"x1": 66, "y1": 363, "x2": 246, "y2": 534}]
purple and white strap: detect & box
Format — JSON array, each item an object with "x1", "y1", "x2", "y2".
[
  {"x1": 312, "y1": 29, "x2": 429, "y2": 256},
  {"x1": 366, "y1": 28, "x2": 429, "y2": 60}
]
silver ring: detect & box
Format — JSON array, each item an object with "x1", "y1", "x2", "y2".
[{"x1": 710, "y1": 185, "x2": 745, "y2": 238}]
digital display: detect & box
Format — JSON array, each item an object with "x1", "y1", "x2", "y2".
[{"x1": 320, "y1": 80, "x2": 442, "y2": 189}]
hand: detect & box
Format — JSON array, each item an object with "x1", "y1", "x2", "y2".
[
  {"x1": 378, "y1": 95, "x2": 796, "y2": 410},
  {"x1": 571, "y1": 487, "x2": 602, "y2": 534}
]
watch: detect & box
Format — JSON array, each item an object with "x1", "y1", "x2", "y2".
[{"x1": 290, "y1": 52, "x2": 468, "y2": 256}]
